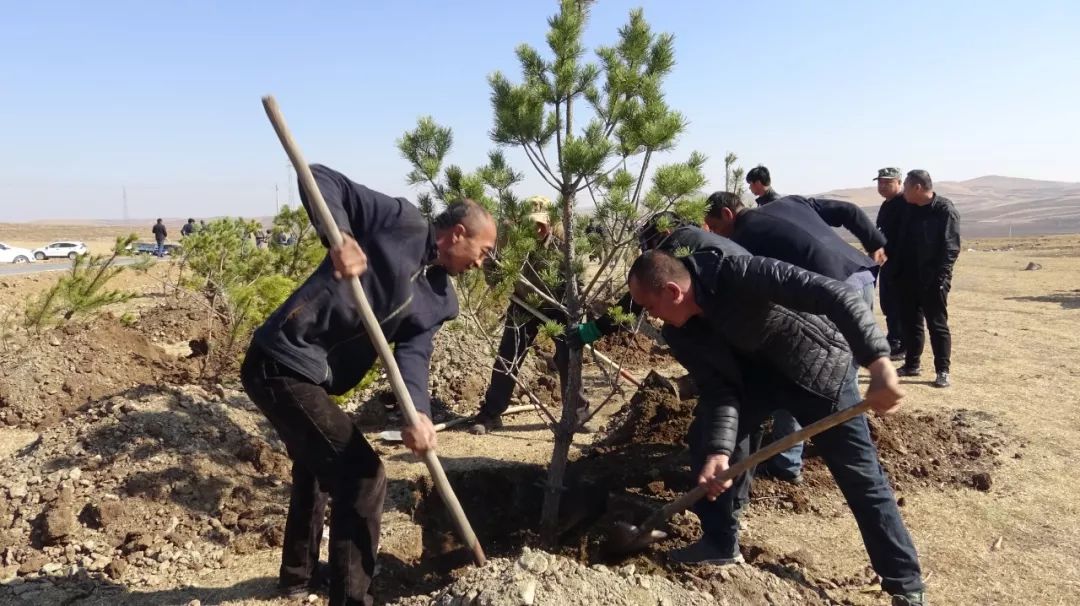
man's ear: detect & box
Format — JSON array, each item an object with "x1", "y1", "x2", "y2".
[
  {"x1": 664, "y1": 281, "x2": 684, "y2": 304},
  {"x1": 453, "y1": 223, "x2": 467, "y2": 241},
  {"x1": 723, "y1": 208, "x2": 735, "y2": 222}
]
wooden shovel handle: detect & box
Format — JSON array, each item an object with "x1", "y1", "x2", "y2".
[
  {"x1": 261, "y1": 95, "x2": 486, "y2": 567},
  {"x1": 638, "y1": 400, "x2": 874, "y2": 533}
]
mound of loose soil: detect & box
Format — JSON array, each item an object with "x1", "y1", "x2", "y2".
[
  {"x1": 595, "y1": 372, "x2": 691, "y2": 449},
  {"x1": 0, "y1": 384, "x2": 294, "y2": 599},
  {"x1": 0, "y1": 318, "x2": 195, "y2": 430},
  {"x1": 389, "y1": 549, "x2": 715, "y2": 606},
  {"x1": 748, "y1": 409, "x2": 1009, "y2": 513},
  {"x1": 594, "y1": 331, "x2": 669, "y2": 369}
]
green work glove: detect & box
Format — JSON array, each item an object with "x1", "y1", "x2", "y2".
[{"x1": 567, "y1": 321, "x2": 602, "y2": 350}]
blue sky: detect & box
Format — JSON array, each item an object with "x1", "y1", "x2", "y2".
[{"x1": 2, "y1": 0, "x2": 1078, "y2": 221}]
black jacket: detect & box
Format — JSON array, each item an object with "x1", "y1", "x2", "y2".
[
  {"x1": 152, "y1": 223, "x2": 167, "y2": 241},
  {"x1": 251, "y1": 165, "x2": 457, "y2": 415},
  {"x1": 597, "y1": 227, "x2": 744, "y2": 333},
  {"x1": 732, "y1": 196, "x2": 883, "y2": 282},
  {"x1": 755, "y1": 189, "x2": 782, "y2": 205},
  {"x1": 876, "y1": 195, "x2": 906, "y2": 277},
  {"x1": 663, "y1": 249, "x2": 889, "y2": 455},
  {"x1": 889, "y1": 194, "x2": 961, "y2": 288}
]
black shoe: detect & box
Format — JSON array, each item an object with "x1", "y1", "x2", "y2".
[
  {"x1": 933, "y1": 372, "x2": 951, "y2": 388},
  {"x1": 891, "y1": 591, "x2": 925, "y2": 606},
  {"x1": 890, "y1": 349, "x2": 907, "y2": 362},
  {"x1": 280, "y1": 563, "x2": 330, "y2": 599},
  {"x1": 468, "y1": 414, "x2": 503, "y2": 435},
  {"x1": 668, "y1": 539, "x2": 744, "y2": 566},
  {"x1": 896, "y1": 365, "x2": 921, "y2": 377}
]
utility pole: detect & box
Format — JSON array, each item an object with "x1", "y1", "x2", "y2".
[
  {"x1": 122, "y1": 186, "x2": 129, "y2": 222},
  {"x1": 275, "y1": 183, "x2": 280, "y2": 214}
]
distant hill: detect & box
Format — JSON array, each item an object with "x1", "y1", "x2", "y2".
[{"x1": 818, "y1": 175, "x2": 1080, "y2": 237}]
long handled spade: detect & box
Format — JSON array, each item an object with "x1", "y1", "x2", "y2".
[
  {"x1": 604, "y1": 399, "x2": 875, "y2": 556},
  {"x1": 261, "y1": 95, "x2": 486, "y2": 567}
]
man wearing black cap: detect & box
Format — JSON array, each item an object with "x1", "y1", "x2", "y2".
[
  {"x1": 746, "y1": 165, "x2": 781, "y2": 205},
  {"x1": 874, "y1": 168, "x2": 907, "y2": 360},
  {"x1": 891, "y1": 170, "x2": 960, "y2": 388}
]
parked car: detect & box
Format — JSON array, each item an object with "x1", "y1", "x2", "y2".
[
  {"x1": 33, "y1": 241, "x2": 88, "y2": 260},
  {"x1": 126, "y1": 241, "x2": 181, "y2": 256},
  {"x1": 0, "y1": 242, "x2": 35, "y2": 264}
]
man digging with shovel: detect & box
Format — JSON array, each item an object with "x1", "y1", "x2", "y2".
[
  {"x1": 241, "y1": 164, "x2": 496, "y2": 605},
  {"x1": 625, "y1": 248, "x2": 926, "y2": 606}
]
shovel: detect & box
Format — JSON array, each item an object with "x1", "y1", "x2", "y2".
[
  {"x1": 377, "y1": 405, "x2": 535, "y2": 442},
  {"x1": 604, "y1": 399, "x2": 874, "y2": 556},
  {"x1": 262, "y1": 96, "x2": 486, "y2": 566}
]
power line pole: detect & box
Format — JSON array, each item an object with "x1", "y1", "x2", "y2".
[
  {"x1": 275, "y1": 184, "x2": 280, "y2": 214},
  {"x1": 122, "y1": 186, "x2": 129, "y2": 222}
]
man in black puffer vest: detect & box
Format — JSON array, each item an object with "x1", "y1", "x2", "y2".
[{"x1": 627, "y1": 248, "x2": 925, "y2": 606}]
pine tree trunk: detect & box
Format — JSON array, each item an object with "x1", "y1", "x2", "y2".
[{"x1": 539, "y1": 183, "x2": 583, "y2": 543}]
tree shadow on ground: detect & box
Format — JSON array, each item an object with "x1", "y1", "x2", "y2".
[{"x1": 1006, "y1": 290, "x2": 1080, "y2": 309}]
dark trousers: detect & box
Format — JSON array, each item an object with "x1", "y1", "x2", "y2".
[
  {"x1": 879, "y1": 269, "x2": 904, "y2": 347},
  {"x1": 688, "y1": 368, "x2": 923, "y2": 596},
  {"x1": 480, "y1": 301, "x2": 568, "y2": 418},
  {"x1": 241, "y1": 346, "x2": 385, "y2": 606},
  {"x1": 898, "y1": 280, "x2": 951, "y2": 373}
]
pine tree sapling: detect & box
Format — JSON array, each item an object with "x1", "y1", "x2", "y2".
[
  {"x1": 488, "y1": 0, "x2": 705, "y2": 540},
  {"x1": 24, "y1": 234, "x2": 139, "y2": 330}
]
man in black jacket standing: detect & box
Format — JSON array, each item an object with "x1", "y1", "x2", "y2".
[
  {"x1": 627, "y1": 248, "x2": 925, "y2": 606},
  {"x1": 702, "y1": 192, "x2": 885, "y2": 483},
  {"x1": 875, "y1": 168, "x2": 907, "y2": 360},
  {"x1": 152, "y1": 219, "x2": 167, "y2": 257},
  {"x1": 746, "y1": 165, "x2": 781, "y2": 205},
  {"x1": 240, "y1": 165, "x2": 496, "y2": 606},
  {"x1": 892, "y1": 170, "x2": 961, "y2": 388}
]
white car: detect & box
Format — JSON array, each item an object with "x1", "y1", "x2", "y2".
[
  {"x1": 33, "y1": 241, "x2": 88, "y2": 260},
  {"x1": 0, "y1": 242, "x2": 35, "y2": 264}
]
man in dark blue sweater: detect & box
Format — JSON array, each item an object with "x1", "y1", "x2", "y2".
[
  {"x1": 241, "y1": 165, "x2": 496, "y2": 606},
  {"x1": 702, "y1": 191, "x2": 885, "y2": 483}
]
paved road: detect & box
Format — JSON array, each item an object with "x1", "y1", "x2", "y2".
[{"x1": 0, "y1": 257, "x2": 143, "y2": 277}]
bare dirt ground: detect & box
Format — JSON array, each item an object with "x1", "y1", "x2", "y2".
[{"x1": 0, "y1": 231, "x2": 1078, "y2": 605}]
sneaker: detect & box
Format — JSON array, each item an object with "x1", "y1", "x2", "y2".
[
  {"x1": 933, "y1": 372, "x2": 951, "y2": 388},
  {"x1": 891, "y1": 591, "x2": 925, "y2": 606},
  {"x1": 896, "y1": 365, "x2": 922, "y2": 377},
  {"x1": 280, "y1": 563, "x2": 330, "y2": 599},
  {"x1": 668, "y1": 539, "x2": 744, "y2": 566},
  {"x1": 468, "y1": 414, "x2": 502, "y2": 435}
]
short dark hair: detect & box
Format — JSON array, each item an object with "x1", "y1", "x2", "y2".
[
  {"x1": 637, "y1": 211, "x2": 688, "y2": 251},
  {"x1": 746, "y1": 165, "x2": 771, "y2": 186},
  {"x1": 432, "y1": 199, "x2": 493, "y2": 232},
  {"x1": 156, "y1": 218, "x2": 162, "y2": 222},
  {"x1": 706, "y1": 191, "x2": 744, "y2": 217},
  {"x1": 628, "y1": 250, "x2": 690, "y2": 292},
  {"x1": 906, "y1": 170, "x2": 933, "y2": 190}
]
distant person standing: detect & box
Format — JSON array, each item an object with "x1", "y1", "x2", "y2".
[
  {"x1": 181, "y1": 218, "x2": 196, "y2": 238},
  {"x1": 152, "y1": 218, "x2": 168, "y2": 257},
  {"x1": 893, "y1": 170, "x2": 960, "y2": 388},
  {"x1": 198, "y1": 220, "x2": 207, "y2": 232},
  {"x1": 746, "y1": 165, "x2": 781, "y2": 206},
  {"x1": 874, "y1": 168, "x2": 907, "y2": 360}
]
